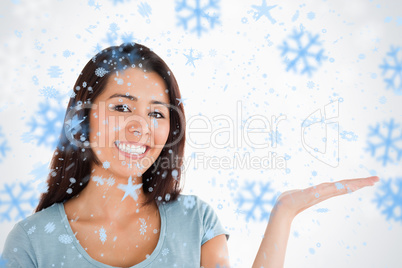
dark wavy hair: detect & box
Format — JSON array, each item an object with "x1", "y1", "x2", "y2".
[{"x1": 35, "y1": 43, "x2": 186, "y2": 212}]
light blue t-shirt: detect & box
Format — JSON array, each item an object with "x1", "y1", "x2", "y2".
[{"x1": 1, "y1": 194, "x2": 229, "y2": 268}]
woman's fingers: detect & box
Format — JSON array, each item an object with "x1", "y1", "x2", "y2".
[{"x1": 275, "y1": 176, "x2": 381, "y2": 217}]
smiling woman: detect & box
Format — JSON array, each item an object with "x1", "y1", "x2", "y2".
[{"x1": 1, "y1": 42, "x2": 380, "y2": 268}]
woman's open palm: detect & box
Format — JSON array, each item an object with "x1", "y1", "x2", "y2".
[{"x1": 273, "y1": 176, "x2": 380, "y2": 218}]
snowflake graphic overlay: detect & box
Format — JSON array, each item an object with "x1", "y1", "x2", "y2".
[
  {"x1": 175, "y1": 0, "x2": 220, "y2": 37},
  {"x1": 0, "y1": 126, "x2": 11, "y2": 163},
  {"x1": 279, "y1": 29, "x2": 326, "y2": 77},
  {"x1": 366, "y1": 118, "x2": 402, "y2": 166},
  {"x1": 251, "y1": 0, "x2": 277, "y2": 24},
  {"x1": 235, "y1": 181, "x2": 279, "y2": 222},
  {"x1": 24, "y1": 101, "x2": 66, "y2": 149},
  {"x1": 0, "y1": 182, "x2": 38, "y2": 222},
  {"x1": 379, "y1": 46, "x2": 402, "y2": 95},
  {"x1": 372, "y1": 178, "x2": 402, "y2": 223}
]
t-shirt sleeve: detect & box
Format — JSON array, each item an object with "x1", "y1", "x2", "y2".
[
  {"x1": 199, "y1": 199, "x2": 230, "y2": 245},
  {"x1": 1, "y1": 223, "x2": 37, "y2": 268}
]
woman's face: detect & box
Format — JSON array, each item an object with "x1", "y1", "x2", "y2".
[{"x1": 88, "y1": 67, "x2": 170, "y2": 179}]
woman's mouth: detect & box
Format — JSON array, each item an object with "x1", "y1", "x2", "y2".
[{"x1": 114, "y1": 141, "x2": 150, "y2": 159}]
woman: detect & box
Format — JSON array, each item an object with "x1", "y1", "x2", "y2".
[{"x1": 1, "y1": 43, "x2": 379, "y2": 268}]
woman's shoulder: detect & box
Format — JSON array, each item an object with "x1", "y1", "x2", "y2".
[{"x1": 15, "y1": 202, "x2": 63, "y2": 232}]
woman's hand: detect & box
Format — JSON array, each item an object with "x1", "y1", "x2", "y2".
[
  {"x1": 272, "y1": 175, "x2": 380, "y2": 220},
  {"x1": 252, "y1": 175, "x2": 380, "y2": 268}
]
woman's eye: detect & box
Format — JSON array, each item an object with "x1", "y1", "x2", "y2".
[
  {"x1": 150, "y1": 112, "x2": 164, "y2": 119},
  {"x1": 111, "y1": 104, "x2": 131, "y2": 112}
]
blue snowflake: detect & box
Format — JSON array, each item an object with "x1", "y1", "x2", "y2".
[
  {"x1": 279, "y1": 29, "x2": 326, "y2": 77},
  {"x1": 372, "y1": 178, "x2": 402, "y2": 223},
  {"x1": 235, "y1": 181, "x2": 279, "y2": 222},
  {"x1": 39, "y1": 86, "x2": 60, "y2": 99},
  {"x1": 47, "y1": 66, "x2": 63, "y2": 78},
  {"x1": 25, "y1": 101, "x2": 65, "y2": 148},
  {"x1": 29, "y1": 162, "x2": 50, "y2": 182},
  {"x1": 137, "y1": 2, "x2": 152, "y2": 18},
  {"x1": 379, "y1": 46, "x2": 402, "y2": 95},
  {"x1": 251, "y1": 0, "x2": 277, "y2": 24},
  {"x1": 366, "y1": 118, "x2": 402, "y2": 166},
  {"x1": 175, "y1": 0, "x2": 220, "y2": 37},
  {"x1": 109, "y1": 0, "x2": 128, "y2": 5},
  {"x1": 268, "y1": 130, "x2": 283, "y2": 146},
  {"x1": 62, "y1": 50, "x2": 73, "y2": 58},
  {"x1": 340, "y1": 130, "x2": 358, "y2": 142},
  {"x1": 0, "y1": 127, "x2": 11, "y2": 162},
  {"x1": 307, "y1": 80, "x2": 315, "y2": 89},
  {"x1": 183, "y1": 49, "x2": 199, "y2": 67},
  {"x1": 0, "y1": 182, "x2": 38, "y2": 222},
  {"x1": 121, "y1": 32, "x2": 135, "y2": 43}
]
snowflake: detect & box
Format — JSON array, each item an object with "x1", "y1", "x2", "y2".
[
  {"x1": 44, "y1": 222, "x2": 56, "y2": 233},
  {"x1": 138, "y1": 2, "x2": 152, "y2": 18},
  {"x1": 47, "y1": 66, "x2": 63, "y2": 78},
  {"x1": 366, "y1": 118, "x2": 402, "y2": 166},
  {"x1": 139, "y1": 218, "x2": 147, "y2": 235},
  {"x1": 340, "y1": 130, "x2": 358, "y2": 142},
  {"x1": 27, "y1": 225, "x2": 36, "y2": 235},
  {"x1": 39, "y1": 86, "x2": 60, "y2": 99},
  {"x1": 121, "y1": 32, "x2": 135, "y2": 43},
  {"x1": 235, "y1": 181, "x2": 279, "y2": 222},
  {"x1": 268, "y1": 130, "x2": 283, "y2": 146},
  {"x1": 95, "y1": 67, "x2": 108, "y2": 77},
  {"x1": 62, "y1": 50, "x2": 73, "y2": 58},
  {"x1": 372, "y1": 178, "x2": 402, "y2": 223},
  {"x1": 103, "y1": 161, "x2": 111, "y2": 170},
  {"x1": 183, "y1": 49, "x2": 199, "y2": 67},
  {"x1": 251, "y1": 0, "x2": 277, "y2": 24},
  {"x1": 0, "y1": 127, "x2": 11, "y2": 162},
  {"x1": 307, "y1": 80, "x2": 315, "y2": 89},
  {"x1": 117, "y1": 176, "x2": 143, "y2": 201},
  {"x1": 65, "y1": 114, "x2": 86, "y2": 136},
  {"x1": 379, "y1": 46, "x2": 402, "y2": 95},
  {"x1": 58, "y1": 234, "x2": 73, "y2": 244},
  {"x1": 183, "y1": 195, "x2": 196, "y2": 209},
  {"x1": 175, "y1": 0, "x2": 220, "y2": 37},
  {"x1": 25, "y1": 101, "x2": 65, "y2": 148},
  {"x1": 227, "y1": 179, "x2": 238, "y2": 191},
  {"x1": 307, "y1": 11, "x2": 316, "y2": 20},
  {"x1": 109, "y1": 0, "x2": 128, "y2": 5},
  {"x1": 279, "y1": 29, "x2": 326, "y2": 77},
  {"x1": 0, "y1": 182, "x2": 38, "y2": 222},
  {"x1": 109, "y1": 23, "x2": 120, "y2": 34},
  {"x1": 161, "y1": 247, "x2": 170, "y2": 256},
  {"x1": 99, "y1": 226, "x2": 107, "y2": 244}
]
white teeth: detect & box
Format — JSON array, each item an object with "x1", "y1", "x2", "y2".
[{"x1": 117, "y1": 143, "x2": 146, "y2": 155}]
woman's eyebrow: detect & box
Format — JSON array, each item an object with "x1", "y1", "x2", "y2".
[{"x1": 108, "y1": 93, "x2": 169, "y2": 107}]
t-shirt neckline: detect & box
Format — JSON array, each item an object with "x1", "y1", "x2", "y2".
[{"x1": 57, "y1": 201, "x2": 166, "y2": 268}]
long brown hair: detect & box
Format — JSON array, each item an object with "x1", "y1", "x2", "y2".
[{"x1": 35, "y1": 43, "x2": 186, "y2": 212}]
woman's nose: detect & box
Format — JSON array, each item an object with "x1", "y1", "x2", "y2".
[{"x1": 127, "y1": 117, "x2": 151, "y2": 141}]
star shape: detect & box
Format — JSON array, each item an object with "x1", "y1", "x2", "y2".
[
  {"x1": 252, "y1": 0, "x2": 277, "y2": 24},
  {"x1": 117, "y1": 176, "x2": 143, "y2": 201},
  {"x1": 183, "y1": 49, "x2": 199, "y2": 67}
]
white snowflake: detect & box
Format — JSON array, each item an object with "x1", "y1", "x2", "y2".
[
  {"x1": 44, "y1": 222, "x2": 56, "y2": 233},
  {"x1": 99, "y1": 226, "x2": 107, "y2": 244},
  {"x1": 27, "y1": 225, "x2": 36, "y2": 235},
  {"x1": 139, "y1": 218, "x2": 147, "y2": 235},
  {"x1": 95, "y1": 67, "x2": 108, "y2": 77},
  {"x1": 58, "y1": 234, "x2": 73, "y2": 244},
  {"x1": 161, "y1": 247, "x2": 169, "y2": 256},
  {"x1": 183, "y1": 195, "x2": 196, "y2": 209}
]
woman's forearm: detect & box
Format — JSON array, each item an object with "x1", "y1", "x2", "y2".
[{"x1": 252, "y1": 206, "x2": 294, "y2": 268}]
